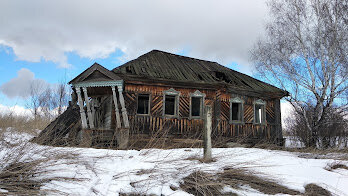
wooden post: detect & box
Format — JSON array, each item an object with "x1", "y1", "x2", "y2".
[
  {"x1": 204, "y1": 105, "x2": 212, "y2": 161},
  {"x1": 117, "y1": 85, "x2": 130, "y2": 128},
  {"x1": 76, "y1": 87, "x2": 88, "y2": 129},
  {"x1": 82, "y1": 87, "x2": 94, "y2": 129},
  {"x1": 111, "y1": 86, "x2": 122, "y2": 128},
  {"x1": 275, "y1": 99, "x2": 283, "y2": 146}
]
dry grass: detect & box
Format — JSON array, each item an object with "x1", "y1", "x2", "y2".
[
  {"x1": 0, "y1": 113, "x2": 51, "y2": 134},
  {"x1": 180, "y1": 168, "x2": 302, "y2": 196},
  {"x1": 128, "y1": 122, "x2": 204, "y2": 150},
  {"x1": 325, "y1": 162, "x2": 348, "y2": 171},
  {"x1": 0, "y1": 129, "x2": 85, "y2": 195},
  {"x1": 304, "y1": 183, "x2": 331, "y2": 196}
]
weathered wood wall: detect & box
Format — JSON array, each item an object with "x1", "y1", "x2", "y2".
[{"x1": 123, "y1": 83, "x2": 281, "y2": 143}]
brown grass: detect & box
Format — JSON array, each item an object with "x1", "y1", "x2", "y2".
[
  {"x1": 127, "y1": 122, "x2": 204, "y2": 150},
  {"x1": 0, "y1": 113, "x2": 51, "y2": 134},
  {"x1": 326, "y1": 162, "x2": 348, "y2": 171},
  {"x1": 304, "y1": 183, "x2": 331, "y2": 196},
  {"x1": 0, "y1": 128, "x2": 85, "y2": 195},
  {"x1": 180, "y1": 168, "x2": 302, "y2": 196}
]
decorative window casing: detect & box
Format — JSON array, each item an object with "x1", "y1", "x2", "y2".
[
  {"x1": 254, "y1": 99, "x2": 266, "y2": 124},
  {"x1": 163, "y1": 88, "x2": 180, "y2": 118},
  {"x1": 229, "y1": 97, "x2": 244, "y2": 124},
  {"x1": 136, "y1": 94, "x2": 151, "y2": 115},
  {"x1": 189, "y1": 90, "x2": 206, "y2": 119}
]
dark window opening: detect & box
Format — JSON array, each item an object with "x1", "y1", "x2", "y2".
[
  {"x1": 126, "y1": 66, "x2": 132, "y2": 73},
  {"x1": 197, "y1": 74, "x2": 203, "y2": 81},
  {"x1": 214, "y1": 71, "x2": 231, "y2": 83},
  {"x1": 231, "y1": 102, "x2": 241, "y2": 121},
  {"x1": 165, "y1": 95, "x2": 176, "y2": 115},
  {"x1": 191, "y1": 97, "x2": 202, "y2": 117},
  {"x1": 137, "y1": 94, "x2": 150, "y2": 114},
  {"x1": 255, "y1": 104, "x2": 264, "y2": 124}
]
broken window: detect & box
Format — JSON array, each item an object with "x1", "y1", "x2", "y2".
[
  {"x1": 164, "y1": 95, "x2": 176, "y2": 115},
  {"x1": 137, "y1": 94, "x2": 150, "y2": 114},
  {"x1": 254, "y1": 99, "x2": 266, "y2": 124},
  {"x1": 230, "y1": 97, "x2": 243, "y2": 123}
]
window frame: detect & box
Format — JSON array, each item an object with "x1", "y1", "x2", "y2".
[
  {"x1": 163, "y1": 88, "x2": 180, "y2": 118},
  {"x1": 136, "y1": 93, "x2": 151, "y2": 116},
  {"x1": 229, "y1": 97, "x2": 244, "y2": 124},
  {"x1": 254, "y1": 99, "x2": 266, "y2": 125},
  {"x1": 189, "y1": 90, "x2": 206, "y2": 119}
]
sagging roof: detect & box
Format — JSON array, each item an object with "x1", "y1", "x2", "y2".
[{"x1": 112, "y1": 50, "x2": 288, "y2": 97}]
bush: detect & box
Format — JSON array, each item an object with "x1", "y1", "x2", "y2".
[{"x1": 288, "y1": 106, "x2": 348, "y2": 149}]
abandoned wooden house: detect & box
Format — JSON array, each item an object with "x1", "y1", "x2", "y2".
[{"x1": 36, "y1": 50, "x2": 288, "y2": 148}]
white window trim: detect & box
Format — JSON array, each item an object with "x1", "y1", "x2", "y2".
[
  {"x1": 254, "y1": 99, "x2": 266, "y2": 125},
  {"x1": 229, "y1": 97, "x2": 244, "y2": 124},
  {"x1": 189, "y1": 90, "x2": 206, "y2": 119},
  {"x1": 163, "y1": 88, "x2": 180, "y2": 118}
]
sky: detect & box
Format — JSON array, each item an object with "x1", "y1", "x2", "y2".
[{"x1": 0, "y1": 0, "x2": 272, "y2": 112}]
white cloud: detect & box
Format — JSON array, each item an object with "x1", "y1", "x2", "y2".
[
  {"x1": 0, "y1": 68, "x2": 50, "y2": 99},
  {"x1": 0, "y1": 0, "x2": 267, "y2": 69}
]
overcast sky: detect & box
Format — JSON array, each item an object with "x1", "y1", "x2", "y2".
[{"x1": 0, "y1": 0, "x2": 269, "y2": 107}]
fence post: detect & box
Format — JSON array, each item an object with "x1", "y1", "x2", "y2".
[{"x1": 204, "y1": 105, "x2": 212, "y2": 161}]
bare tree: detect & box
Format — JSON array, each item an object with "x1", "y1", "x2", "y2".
[
  {"x1": 54, "y1": 83, "x2": 70, "y2": 116},
  {"x1": 27, "y1": 81, "x2": 45, "y2": 120},
  {"x1": 251, "y1": 0, "x2": 348, "y2": 147},
  {"x1": 27, "y1": 81, "x2": 70, "y2": 121}
]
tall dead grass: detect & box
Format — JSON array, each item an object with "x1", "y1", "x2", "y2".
[
  {"x1": 0, "y1": 113, "x2": 51, "y2": 134},
  {"x1": 0, "y1": 129, "x2": 84, "y2": 195}
]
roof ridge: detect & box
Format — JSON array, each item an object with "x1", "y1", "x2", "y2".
[{"x1": 150, "y1": 49, "x2": 219, "y2": 64}]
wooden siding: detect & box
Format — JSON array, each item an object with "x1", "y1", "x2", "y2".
[{"x1": 123, "y1": 83, "x2": 281, "y2": 143}]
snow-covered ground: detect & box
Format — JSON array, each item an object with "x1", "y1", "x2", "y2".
[{"x1": 1, "y1": 129, "x2": 348, "y2": 196}]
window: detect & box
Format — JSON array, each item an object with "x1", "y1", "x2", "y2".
[
  {"x1": 164, "y1": 95, "x2": 176, "y2": 115},
  {"x1": 230, "y1": 97, "x2": 244, "y2": 123},
  {"x1": 137, "y1": 94, "x2": 150, "y2": 114},
  {"x1": 191, "y1": 97, "x2": 201, "y2": 116},
  {"x1": 254, "y1": 99, "x2": 266, "y2": 124},
  {"x1": 190, "y1": 90, "x2": 206, "y2": 119},
  {"x1": 163, "y1": 88, "x2": 180, "y2": 117}
]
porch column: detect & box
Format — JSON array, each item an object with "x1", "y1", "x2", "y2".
[
  {"x1": 82, "y1": 87, "x2": 94, "y2": 129},
  {"x1": 117, "y1": 85, "x2": 129, "y2": 128},
  {"x1": 76, "y1": 87, "x2": 88, "y2": 129},
  {"x1": 111, "y1": 86, "x2": 122, "y2": 128}
]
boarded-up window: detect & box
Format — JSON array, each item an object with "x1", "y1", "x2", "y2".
[
  {"x1": 137, "y1": 94, "x2": 150, "y2": 114},
  {"x1": 191, "y1": 97, "x2": 202, "y2": 117},
  {"x1": 164, "y1": 95, "x2": 176, "y2": 115}
]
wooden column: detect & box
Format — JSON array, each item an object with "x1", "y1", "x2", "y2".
[
  {"x1": 275, "y1": 99, "x2": 283, "y2": 146},
  {"x1": 76, "y1": 87, "x2": 88, "y2": 129},
  {"x1": 117, "y1": 85, "x2": 129, "y2": 128},
  {"x1": 91, "y1": 99, "x2": 96, "y2": 125},
  {"x1": 204, "y1": 105, "x2": 212, "y2": 162},
  {"x1": 111, "y1": 86, "x2": 122, "y2": 128},
  {"x1": 82, "y1": 87, "x2": 94, "y2": 129}
]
